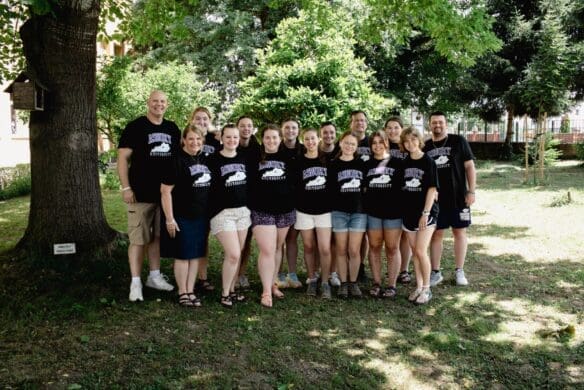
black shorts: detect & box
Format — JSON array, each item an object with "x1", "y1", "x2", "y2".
[
  {"x1": 437, "y1": 207, "x2": 471, "y2": 230},
  {"x1": 402, "y1": 214, "x2": 437, "y2": 232}
]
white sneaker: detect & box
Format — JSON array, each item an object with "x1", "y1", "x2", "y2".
[
  {"x1": 430, "y1": 270, "x2": 443, "y2": 287},
  {"x1": 456, "y1": 269, "x2": 469, "y2": 286},
  {"x1": 146, "y1": 273, "x2": 174, "y2": 291},
  {"x1": 129, "y1": 282, "x2": 143, "y2": 302},
  {"x1": 329, "y1": 272, "x2": 341, "y2": 287}
]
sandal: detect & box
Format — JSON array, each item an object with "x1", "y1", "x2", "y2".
[
  {"x1": 188, "y1": 292, "x2": 202, "y2": 308},
  {"x1": 382, "y1": 286, "x2": 397, "y2": 298},
  {"x1": 178, "y1": 293, "x2": 194, "y2": 307},
  {"x1": 195, "y1": 279, "x2": 215, "y2": 292},
  {"x1": 230, "y1": 291, "x2": 247, "y2": 303},
  {"x1": 220, "y1": 294, "x2": 233, "y2": 308},
  {"x1": 369, "y1": 283, "x2": 382, "y2": 298},
  {"x1": 272, "y1": 284, "x2": 285, "y2": 299},
  {"x1": 260, "y1": 292, "x2": 272, "y2": 308},
  {"x1": 398, "y1": 271, "x2": 412, "y2": 284}
]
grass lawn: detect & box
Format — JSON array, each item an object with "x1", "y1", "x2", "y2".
[{"x1": 0, "y1": 161, "x2": 582, "y2": 388}]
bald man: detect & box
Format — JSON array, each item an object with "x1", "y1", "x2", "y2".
[{"x1": 118, "y1": 90, "x2": 181, "y2": 301}]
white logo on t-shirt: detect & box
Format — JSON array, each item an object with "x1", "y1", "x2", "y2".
[
  {"x1": 306, "y1": 176, "x2": 326, "y2": 188},
  {"x1": 405, "y1": 178, "x2": 421, "y2": 188},
  {"x1": 435, "y1": 155, "x2": 449, "y2": 165},
  {"x1": 370, "y1": 174, "x2": 391, "y2": 185},
  {"x1": 341, "y1": 178, "x2": 361, "y2": 189},
  {"x1": 194, "y1": 173, "x2": 211, "y2": 184},
  {"x1": 151, "y1": 143, "x2": 170, "y2": 153},
  {"x1": 262, "y1": 168, "x2": 284, "y2": 178},
  {"x1": 226, "y1": 171, "x2": 246, "y2": 183}
]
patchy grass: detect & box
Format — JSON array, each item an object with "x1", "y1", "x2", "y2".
[{"x1": 0, "y1": 161, "x2": 583, "y2": 388}]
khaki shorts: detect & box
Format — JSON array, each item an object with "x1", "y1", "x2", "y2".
[
  {"x1": 127, "y1": 202, "x2": 160, "y2": 245},
  {"x1": 210, "y1": 207, "x2": 251, "y2": 236},
  {"x1": 294, "y1": 211, "x2": 332, "y2": 230}
]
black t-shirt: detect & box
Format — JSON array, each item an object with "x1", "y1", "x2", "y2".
[
  {"x1": 202, "y1": 132, "x2": 221, "y2": 157},
  {"x1": 118, "y1": 116, "x2": 181, "y2": 203},
  {"x1": 279, "y1": 141, "x2": 304, "y2": 161},
  {"x1": 389, "y1": 142, "x2": 408, "y2": 160},
  {"x1": 328, "y1": 158, "x2": 365, "y2": 213},
  {"x1": 357, "y1": 135, "x2": 372, "y2": 162},
  {"x1": 237, "y1": 136, "x2": 262, "y2": 163},
  {"x1": 248, "y1": 149, "x2": 296, "y2": 214},
  {"x1": 207, "y1": 153, "x2": 249, "y2": 217},
  {"x1": 363, "y1": 156, "x2": 403, "y2": 219},
  {"x1": 161, "y1": 149, "x2": 210, "y2": 219},
  {"x1": 424, "y1": 134, "x2": 474, "y2": 210},
  {"x1": 401, "y1": 154, "x2": 439, "y2": 218},
  {"x1": 296, "y1": 154, "x2": 331, "y2": 215}
]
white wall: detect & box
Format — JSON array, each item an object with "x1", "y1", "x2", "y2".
[{"x1": 0, "y1": 82, "x2": 30, "y2": 167}]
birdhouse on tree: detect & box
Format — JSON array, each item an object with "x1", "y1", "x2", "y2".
[{"x1": 3, "y1": 72, "x2": 48, "y2": 111}]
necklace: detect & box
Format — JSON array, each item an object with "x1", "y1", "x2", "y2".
[{"x1": 431, "y1": 134, "x2": 448, "y2": 149}]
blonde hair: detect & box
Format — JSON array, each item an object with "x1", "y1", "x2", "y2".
[{"x1": 399, "y1": 126, "x2": 425, "y2": 152}]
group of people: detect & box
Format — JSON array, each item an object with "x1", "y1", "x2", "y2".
[{"x1": 117, "y1": 90, "x2": 476, "y2": 308}]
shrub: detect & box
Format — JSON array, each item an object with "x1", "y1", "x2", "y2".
[
  {"x1": 102, "y1": 170, "x2": 120, "y2": 191},
  {"x1": 0, "y1": 164, "x2": 31, "y2": 200},
  {"x1": 575, "y1": 142, "x2": 584, "y2": 161}
]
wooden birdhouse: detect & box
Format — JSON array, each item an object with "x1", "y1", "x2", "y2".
[{"x1": 3, "y1": 72, "x2": 48, "y2": 111}]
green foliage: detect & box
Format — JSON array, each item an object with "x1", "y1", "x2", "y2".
[
  {"x1": 0, "y1": 164, "x2": 31, "y2": 200},
  {"x1": 97, "y1": 57, "x2": 220, "y2": 143},
  {"x1": 102, "y1": 171, "x2": 121, "y2": 191},
  {"x1": 525, "y1": 132, "x2": 562, "y2": 166},
  {"x1": 231, "y1": 5, "x2": 393, "y2": 129},
  {"x1": 575, "y1": 142, "x2": 584, "y2": 161}
]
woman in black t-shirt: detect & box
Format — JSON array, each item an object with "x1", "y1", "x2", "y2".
[
  {"x1": 363, "y1": 131, "x2": 403, "y2": 298},
  {"x1": 328, "y1": 131, "x2": 367, "y2": 298},
  {"x1": 400, "y1": 127, "x2": 439, "y2": 305},
  {"x1": 295, "y1": 128, "x2": 333, "y2": 299},
  {"x1": 249, "y1": 124, "x2": 296, "y2": 308},
  {"x1": 160, "y1": 125, "x2": 210, "y2": 307},
  {"x1": 207, "y1": 124, "x2": 252, "y2": 308},
  {"x1": 384, "y1": 116, "x2": 412, "y2": 285}
]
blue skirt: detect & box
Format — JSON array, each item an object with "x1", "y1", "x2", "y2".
[{"x1": 160, "y1": 215, "x2": 208, "y2": 260}]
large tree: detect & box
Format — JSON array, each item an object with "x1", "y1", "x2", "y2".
[{"x1": 16, "y1": 0, "x2": 118, "y2": 256}]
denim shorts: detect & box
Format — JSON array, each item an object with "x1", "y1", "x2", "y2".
[
  {"x1": 331, "y1": 211, "x2": 367, "y2": 233},
  {"x1": 367, "y1": 215, "x2": 402, "y2": 230}
]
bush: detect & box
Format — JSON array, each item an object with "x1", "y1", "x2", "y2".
[
  {"x1": 0, "y1": 164, "x2": 31, "y2": 200},
  {"x1": 522, "y1": 133, "x2": 562, "y2": 166},
  {"x1": 102, "y1": 170, "x2": 120, "y2": 191},
  {"x1": 575, "y1": 142, "x2": 584, "y2": 161}
]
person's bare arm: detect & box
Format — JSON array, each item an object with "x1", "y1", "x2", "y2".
[
  {"x1": 464, "y1": 159, "x2": 476, "y2": 207},
  {"x1": 117, "y1": 148, "x2": 135, "y2": 203}
]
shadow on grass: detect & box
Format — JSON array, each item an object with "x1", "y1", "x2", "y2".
[
  {"x1": 1, "y1": 237, "x2": 583, "y2": 389},
  {"x1": 470, "y1": 223, "x2": 530, "y2": 239},
  {"x1": 477, "y1": 162, "x2": 584, "y2": 191}
]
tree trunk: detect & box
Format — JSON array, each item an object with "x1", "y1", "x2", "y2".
[
  {"x1": 501, "y1": 104, "x2": 514, "y2": 160},
  {"x1": 17, "y1": 0, "x2": 118, "y2": 256}
]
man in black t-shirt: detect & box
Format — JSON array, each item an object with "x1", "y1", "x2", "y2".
[
  {"x1": 423, "y1": 112, "x2": 476, "y2": 287},
  {"x1": 350, "y1": 110, "x2": 372, "y2": 162},
  {"x1": 118, "y1": 90, "x2": 181, "y2": 302}
]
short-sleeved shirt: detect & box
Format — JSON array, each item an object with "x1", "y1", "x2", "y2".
[
  {"x1": 363, "y1": 156, "x2": 403, "y2": 219},
  {"x1": 424, "y1": 134, "x2": 474, "y2": 210},
  {"x1": 248, "y1": 149, "x2": 296, "y2": 214},
  {"x1": 161, "y1": 149, "x2": 211, "y2": 219},
  {"x1": 207, "y1": 153, "x2": 249, "y2": 218},
  {"x1": 118, "y1": 116, "x2": 181, "y2": 203},
  {"x1": 296, "y1": 154, "x2": 331, "y2": 215},
  {"x1": 389, "y1": 142, "x2": 408, "y2": 160},
  {"x1": 202, "y1": 132, "x2": 221, "y2": 157},
  {"x1": 401, "y1": 154, "x2": 439, "y2": 219},
  {"x1": 357, "y1": 135, "x2": 372, "y2": 162},
  {"x1": 328, "y1": 158, "x2": 365, "y2": 213}
]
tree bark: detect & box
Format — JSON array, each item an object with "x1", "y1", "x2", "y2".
[
  {"x1": 501, "y1": 104, "x2": 514, "y2": 160},
  {"x1": 17, "y1": 0, "x2": 118, "y2": 256}
]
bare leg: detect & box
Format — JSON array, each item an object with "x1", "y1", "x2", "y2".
[
  {"x1": 315, "y1": 227, "x2": 332, "y2": 281},
  {"x1": 128, "y1": 244, "x2": 145, "y2": 278},
  {"x1": 334, "y1": 232, "x2": 349, "y2": 282},
  {"x1": 285, "y1": 228, "x2": 299, "y2": 274},
  {"x1": 384, "y1": 229, "x2": 402, "y2": 288},
  {"x1": 452, "y1": 228, "x2": 468, "y2": 269},
  {"x1": 367, "y1": 229, "x2": 383, "y2": 285},
  {"x1": 430, "y1": 228, "x2": 446, "y2": 270},
  {"x1": 146, "y1": 237, "x2": 161, "y2": 270},
  {"x1": 348, "y1": 232, "x2": 364, "y2": 282},
  {"x1": 216, "y1": 230, "x2": 244, "y2": 297},
  {"x1": 399, "y1": 233, "x2": 411, "y2": 273},
  {"x1": 239, "y1": 230, "x2": 253, "y2": 277},
  {"x1": 300, "y1": 229, "x2": 317, "y2": 279},
  {"x1": 174, "y1": 260, "x2": 189, "y2": 295},
  {"x1": 253, "y1": 225, "x2": 277, "y2": 298}
]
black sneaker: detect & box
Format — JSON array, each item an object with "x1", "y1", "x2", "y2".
[
  {"x1": 349, "y1": 282, "x2": 362, "y2": 298},
  {"x1": 306, "y1": 279, "x2": 318, "y2": 296},
  {"x1": 338, "y1": 282, "x2": 349, "y2": 299}
]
